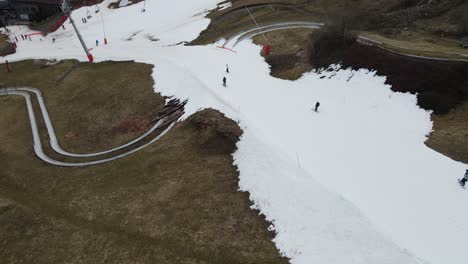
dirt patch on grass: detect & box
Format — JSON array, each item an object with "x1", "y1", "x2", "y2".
[
  {"x1": 110, "y1": 116, "x2": 152, "y2": 135},
  {"x1": 0, "y1": 60, "x2": 287, "y2": 263},
  {"x1": 189, "y1": 109, "x2": 242, "y2": 155}
]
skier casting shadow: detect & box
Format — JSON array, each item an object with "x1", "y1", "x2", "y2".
[
  {"x1": 314, "y1": 102, "x2": 320, "y2": 112},
  {"x1": 458, "y1": 170, "x2": 468, "y2": 188}
]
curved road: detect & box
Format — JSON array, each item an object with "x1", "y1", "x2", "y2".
[
  {"x1": 222, "y1": 21, "x2": 468, "y2": 63},
  {"x1": 223, "y1": 21, "x2": 324, "y2": 48},
  {"x1": 1, "y1": 87, "x2": 176, "y2": 167}
]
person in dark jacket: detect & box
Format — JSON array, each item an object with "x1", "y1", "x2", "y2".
[
  {"x1": 222, "y1": 77, "x2": 227, "y2": 87},
  {"x1": 314, "y1": 101, "x2": 320, "y2": 112},
  {"x1": 459, "y1": 170, "x2": 468, "y2": 187}
]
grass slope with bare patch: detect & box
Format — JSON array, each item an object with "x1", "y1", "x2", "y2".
[{"x1": 0, "y1": 60, "x2": 287, "y2": 264}]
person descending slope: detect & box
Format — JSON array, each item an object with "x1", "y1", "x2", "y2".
[
  {"x1": 223, "y1": 77, "x2": 227, "y2": 87},
  {"x1": 458, "y1": 170, "x2": 468, "y2": 188},
  {"x1": 314, "y1": 101, "x2": 320, "y2": 112},
  {"x1": 226, "y1": 64, "x2": 230, "y2": 74}
]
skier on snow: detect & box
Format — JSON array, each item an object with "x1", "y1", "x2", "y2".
[
  {"x1": 222, "y1": 77, "x2": 227, "y2": 87},
  {"x1": 458, "y1": 170, "x2": 468, "y2": 188},
  {"x1": 314, "y1": 101, "x2": 320, "y2": 112}
]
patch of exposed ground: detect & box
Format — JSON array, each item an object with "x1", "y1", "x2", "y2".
[
  {"x1": 0, "y1": 60, "x2": 288, "y2": 263},
  {"x1": 192, "y1": 1, "x2": 315, "y2": 45},
  {"x1": 0, "y1": 33, "x2": 15, "y2": 57},
  {"x1": 252, "y1": 28, "x2": 315, "y2": 80},
  {"x1": 426, "y1": 101, "x2": 468, "y2": 164},
  {"x1": 0, "y1": 33, "x2": 5, "y2": 46}
]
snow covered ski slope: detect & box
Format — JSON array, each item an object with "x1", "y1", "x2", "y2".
[{"x1": 2, "y1": 1, "x2": 467, "y2": 264}]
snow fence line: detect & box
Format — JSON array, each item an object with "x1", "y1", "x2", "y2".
[{"x1": 1, "y1": 87, "x2": 176, "y2": 167}]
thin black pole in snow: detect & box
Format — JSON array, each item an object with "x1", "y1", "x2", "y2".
[{"x1": 245, "y1": 6, "x2": 269, "y2": 45}]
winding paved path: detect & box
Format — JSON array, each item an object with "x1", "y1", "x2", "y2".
[
  {"x1": 1, "y1": 87, "x2": 177, "y2": 167},
  {"x1": 223, "y1": 21, "x2": 324, "y2": 48},
  {"x1": 356, "y1": 36, "x2": 468, "y2": 63},
  {"x1": 222, "y1": 21, "x2": 468, "y2": 63}
]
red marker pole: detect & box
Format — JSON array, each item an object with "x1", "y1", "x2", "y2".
[{"x1": 263, "y1": 45, "x2": 270, "y2": 56}]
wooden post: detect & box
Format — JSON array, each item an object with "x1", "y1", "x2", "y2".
[{"x1": 6, "y1": 60, "x2": 11, "y2": 73}]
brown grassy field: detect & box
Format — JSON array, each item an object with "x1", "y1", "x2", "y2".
[
  {"x1": 1, "y1": 60, "x2": 165, "y2": 153},
  {"x1": 0, "y1": 60, "x2": 287, "y2": 264},
  {"x1": 426, "y1": 101, "x2": 468, "y2": 164}
]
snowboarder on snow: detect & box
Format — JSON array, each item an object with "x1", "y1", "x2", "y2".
[
  {"x1": 314, "y1": 101, "x2": 320, "y2": 112},
  {"x1": 226, "y1": 64, "x2": 230, "y2": 74},
  {"x1": 52, "y1": 38, "x2": 55, "y2": 43},
  {"x1": 222, "y1": 77, "x2": 227, "y2": 87},
  {"x1": 458, "y1": 170, "x2": 468, "y2": 188},
  {"x1": 96, "y1": 39, "x2": 99, "y2": 46}
]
